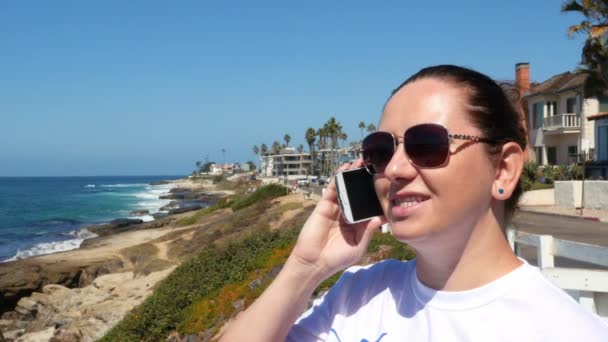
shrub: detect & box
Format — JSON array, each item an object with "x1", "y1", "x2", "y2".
[
  {"x1": 102, "y1": 226, "x2": 300, "y2": 341},
  {"x1": 568, "y1": 164, "x2": 584, "y2": 180},
  {"x1": 230, "y1": 184, "x2": 288, "y2": 211},
  {"x1": 523, "y1": 161, "x2": 539, "y2": 183}
]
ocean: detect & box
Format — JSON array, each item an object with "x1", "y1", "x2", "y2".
[{"x1": 0, "y1": 176, "x2": 181, "y2": 262}]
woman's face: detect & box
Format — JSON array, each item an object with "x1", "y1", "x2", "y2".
[{"x1": 374, "y1": 78, "x2": 496, "y2": 246}]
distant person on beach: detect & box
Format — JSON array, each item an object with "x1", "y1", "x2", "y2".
[{"x1": 221, "y1": 65, "x2": 608, "y2": 341}]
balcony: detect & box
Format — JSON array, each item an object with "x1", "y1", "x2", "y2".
[{"x1": 543, "y1": 114, "x2": 581, "y2": 132}]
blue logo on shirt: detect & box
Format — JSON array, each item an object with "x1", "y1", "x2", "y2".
[{"x1": 330, "y1": 329, "x2": 387, "y2": 342}]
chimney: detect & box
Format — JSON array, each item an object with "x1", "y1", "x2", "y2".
[
  {"x1": 514, "y1": 62, "x2": 531, "y2": 162},
  {"x1": 515, "y1": 62, "x2": 530, "y2": 97}
]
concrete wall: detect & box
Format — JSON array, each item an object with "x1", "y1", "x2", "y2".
[
  {"x1": 582, "y1": 97, "x2": 598, "y2": 151},
  {"x1": 555, "y1": 180, "x2": 608, "y2": 209},
  {"x1": 544, "y1": 134, "x2": 579, "y2": 165}
]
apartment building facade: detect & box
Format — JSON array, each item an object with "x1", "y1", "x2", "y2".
[
  {"x1": 522, "y1": 68, "x2": 598, "y2": 165},
  {"x1": 259, "y1": 147, "x2": 312, "y2": 178}
]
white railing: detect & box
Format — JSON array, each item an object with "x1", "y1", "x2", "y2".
[
  {"x1": 507, "y1": 228, "x2": 608, "y2": 319},
  {"x1": 543, "y1": 113, "x2": 581, "y2": 131}
]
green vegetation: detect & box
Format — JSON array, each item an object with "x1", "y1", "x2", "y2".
[
  {"x1": 102, "y1": 215, "x2": 302, "y2": 341},
  {"x1": 520, "y1": 161, "x2": 583, "y2": 191},
  {"x1": 229, "y1": 184, "x2": 288, "y2": 211},
  {"x1": 103, "y1": 192, "x2": 416, "y2": 341},
  {"x1": 176, "y1": 184, "x2": 288, "y2": 227}
]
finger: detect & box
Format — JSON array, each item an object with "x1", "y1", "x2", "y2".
[
  {"x1": 362, "y1": 215, "x2": 388, "y2": 241},
  {"x1": 324, "y1": 162, "x2": 352, "y2": 198}
]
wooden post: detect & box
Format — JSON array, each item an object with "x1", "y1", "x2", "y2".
[{"x1": 538, "y1": 235, "x2": 555, "y2": 269}]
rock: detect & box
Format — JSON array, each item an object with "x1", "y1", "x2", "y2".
[
  {"x1": 50, "y1": 327, "x2": 81, "y2": 342},
  {"x1": 168, "y1": 204, "x2": 203, "y2": 215},
  {"x1": 86, "y1": 219, "x2": 144, "y2": 237},
  {"x1": 1, "y1": 311, "x2": 20, "y2": 320},
  {"x1": 51, "y1": 317, "x2": 70, "y2": 328},
  {"x1": 232, "y1": 298, "x2": 245, "y2": 311},
  {"x1": 2, "y1": 329, "x2": 24, "y2": 340},
  {"x1": 16, "y1": 327, "x2": 55, "y2": 342},
  {"x1": 150, "y1": 180, "x2": 170, "y2": 185},
  {"x1": 16, "y1": 297, "x2": 38, "y2": 313},
  {"x1": 166, "y1": 331, "x2": 181, "y2": 342},
  {"x1": 129, "y1": 209, "x2": 150, "y2": 216},
  {"x1": 248, "y1": 279, "x2": 262, "y2": 290},
  {"x1": 14, "y1": 305, "x2": 31, "y2": 316},
  {"x1": 152, "y1": 212, "x2": 168, "y2": 219},
  {"x1": 15, "y1": 320, "x2": 30, "y2": 329}
]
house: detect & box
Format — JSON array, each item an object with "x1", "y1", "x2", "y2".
[
  {"x1": 587, "y1": 112, "x2": 608, "y2": 178},
  {"x1": 210, "y1": 163, "x2": 234, "y2": 175},
  {"x1": 259, "y1": 147, "x2": 312, "y2": 179},
  {"x1": 522, "y1": 64, "x2": 599, "y2": 166}
]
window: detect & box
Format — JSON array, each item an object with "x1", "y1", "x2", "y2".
[
  {"x1": 566, "y1": 97, "x2": 577, "y2": 113},
  {"x1": 546, "y1": 101, "x2": 557, "y2": 116},
  {"x1": 547, "y1": 146, "x2": 557, "y2": 165},
  {"x1": 533, "y1": 102, "x2": 544, "y2": 128},
  {"x1": 535, "y1": 146, "x2": 544, "y2": 165},
  {"x1": 599, "y1": 96, "x2": 608, "y2": 112},
  {"x1": 599, "y1": 126, "x2": 608, "y2": 161},
  {"x1": 568, "y1": 145, "x2": 578, "y2": 156}
]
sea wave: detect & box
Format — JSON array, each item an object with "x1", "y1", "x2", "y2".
[
  {"x1": 84, "y1": 184, "x2": 95, "y2": 188},
  {"x1": 2, "y1": 229, "x2": 98, "y2": 262},
  {"x1": 100, "y1": 183, "x2": 147, "y2": 188}
]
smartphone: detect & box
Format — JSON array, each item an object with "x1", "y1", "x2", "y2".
[{"x1": 335, "y1": 167, "x2": 384, "y2": 224}]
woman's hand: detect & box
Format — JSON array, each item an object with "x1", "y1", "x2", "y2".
[{"x1": 288, "y1": 160, "x2": 387, "y2": 280}]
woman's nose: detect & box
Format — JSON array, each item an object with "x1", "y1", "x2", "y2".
[{"x1": 383, "y1": 142, "x2": 419, "y2": 182}]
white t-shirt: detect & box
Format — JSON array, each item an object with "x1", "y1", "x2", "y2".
[{"x1": 287, "y1": 259, "x2": 608, "y2": 342}]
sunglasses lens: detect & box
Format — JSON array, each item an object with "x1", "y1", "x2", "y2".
[
  {"x1": 404, "y1": 124, "x2": 450, "y2": 168},
  {"x1": 362, "y1": 132, "x2": 395, "y2": 174}
]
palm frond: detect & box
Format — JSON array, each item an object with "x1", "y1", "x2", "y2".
[{"x1": 562, "y1": 0, "x2": 585, "y2": 13}]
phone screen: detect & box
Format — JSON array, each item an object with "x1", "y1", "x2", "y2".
[{"x1": 341, "y1": 168, "x2": 384, "y2": 221}]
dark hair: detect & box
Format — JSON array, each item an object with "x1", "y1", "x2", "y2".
[{"x1": 390, "y1": 65, "x2": 527, "y2": 223}]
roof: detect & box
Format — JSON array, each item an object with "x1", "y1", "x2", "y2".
[
  {"x1": 524, "y1": 72, "x2": 587, "y2": 98},
  {"x1": 587, "y1": 112, "x2": 608, "y2": 121}
]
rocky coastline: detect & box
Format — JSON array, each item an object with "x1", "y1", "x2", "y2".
[{"x1": 0, "y1": 178, "x2": 232, "y2": 341}]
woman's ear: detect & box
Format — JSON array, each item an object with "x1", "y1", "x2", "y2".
[{"x1": 492, "y1": 142, "x2": 524, "y2": 200}]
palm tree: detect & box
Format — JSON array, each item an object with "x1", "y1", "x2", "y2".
[
  {"x1": 260, "y1": 143, "x2": 268, "y2": 155},
  {"x1": 283, "y1": 134, "x2": 291, "y2": 148},
  {"x1": 272, "y1": 141, "x2": 282, "y2": 177},
  {"x1": 358, "y1": 121, "x2": 366, "y2": 140},
  {"x1": 317, "y1": 127, "x2": 328, "y2": 176},
  {"x1": 563, "y1": 1, "x2": 608, "y2": 96},
  {"x1": 339, "y1": 132, "x2": 348, "y2": 148},
  {"x1": 366, "y1": 123, "x2": 376, "y2": 133},
  {"x1": 195, "y1": 161, "x2": 202, "y2": 173},
  {"x1": 221, "y1": 148, "x2": 226, "y2": 165},
  {"x1": 325, "y1": 117, "x2": 343, "y2": 172},
  {"x1": 305, "y1": 127, "x2": 317, "y2": 175},
  {"x1": 253, "y1": 145, "x2": 259, "y2": 156},
  {"x1": 297, "y1": 144, "x2": 304, "y2": 153}
]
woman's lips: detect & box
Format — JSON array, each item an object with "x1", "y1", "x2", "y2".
[{"x1": 390, "y1": 196, "x2": 429, "y2": 218}]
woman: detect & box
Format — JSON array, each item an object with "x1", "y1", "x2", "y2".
[{"x1": 221, "y1": 65, "x2": 608, "y2": 341}]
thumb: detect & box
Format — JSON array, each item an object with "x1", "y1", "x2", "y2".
[{"x1": 361, "y1": 215, "x2": 387, "y2": 243}]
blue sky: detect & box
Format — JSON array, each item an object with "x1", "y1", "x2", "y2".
[{"x1": 0, "y1": 0, "x2": 587, "y2": 176}]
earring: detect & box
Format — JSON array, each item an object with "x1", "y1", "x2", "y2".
[{"x1": 498, "y1": 188, "x2": 504, "y2": 195}]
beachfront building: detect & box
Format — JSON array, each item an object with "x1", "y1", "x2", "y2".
[
  {"x1": 259, "y1": 147, "x2": 312, "y2": 179},
  {"x1": 210, "y1": 163, "x2": 235, "y2": 175},
  {"x1": 587, "y1": 112, "x2": 608, "y2": 179},
  {"x1": 522, "y1": 65, "x2": 597, "y2": 166}
]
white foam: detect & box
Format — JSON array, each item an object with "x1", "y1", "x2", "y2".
[
  {"x1": 132, "y1": 183, "x2": 175, "y2": 215},
  {"x1": 84, "y1": 184, "x2": 95, "y2": 188},
  {"x1": 2, "y1": 229, "x2": 98, "y2": 262},
  {"x1": 128, "y1": 214, "x2": 155, "y2": 222},
  {"x1": 100, "y1": 183, "x2": 147, "y2": 188}
]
